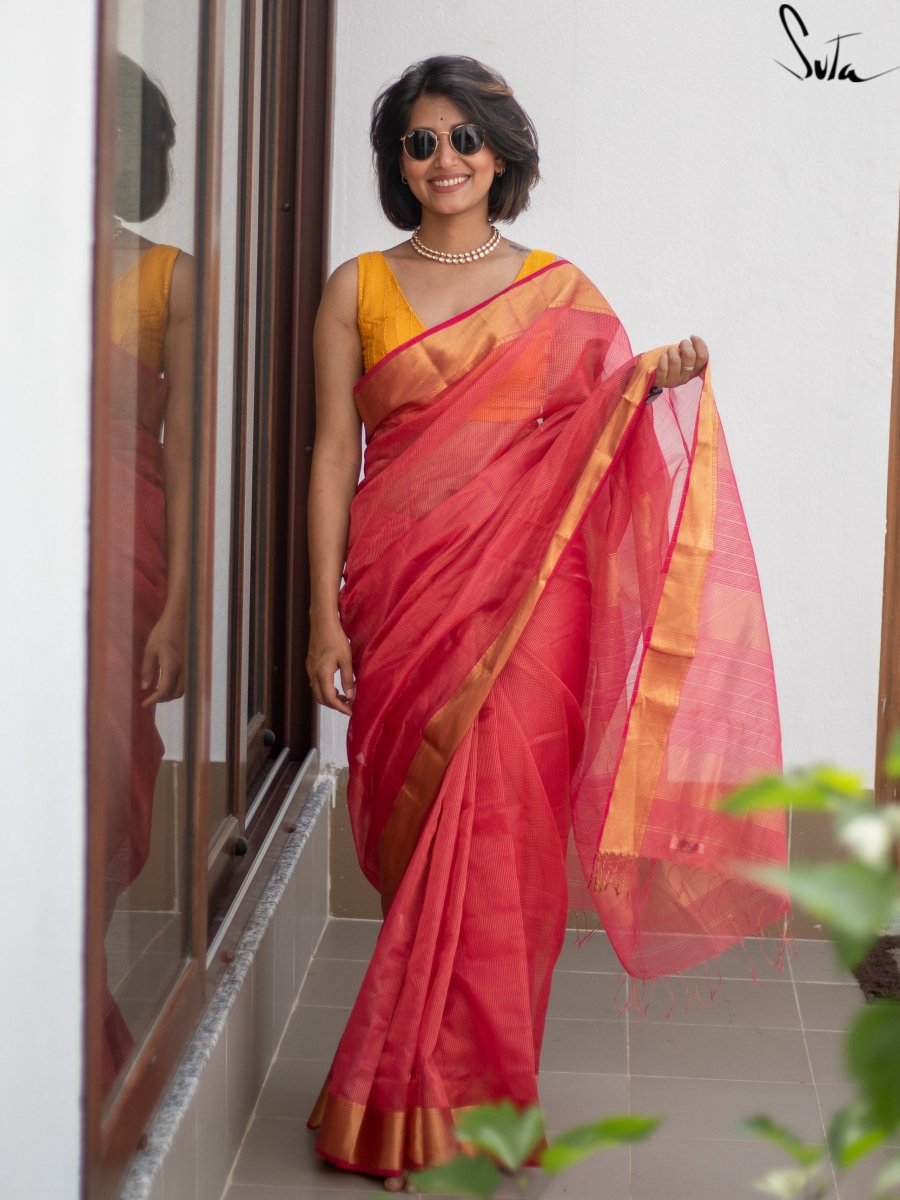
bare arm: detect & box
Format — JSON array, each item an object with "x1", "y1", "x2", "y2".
[
  {"x1": 307, "y1": 259, "x2": 364, "y2": 716},
  {"x1": 142, "y1": 250, "x2": 196, "y2": 706}
]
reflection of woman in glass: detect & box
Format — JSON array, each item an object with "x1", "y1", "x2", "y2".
[
  {"x1": 307, "y1": 56, "x2": 787, "y2": 1187},
  {"x1": 102, "y1": 53, "x2": 194, "y2": 1091}
]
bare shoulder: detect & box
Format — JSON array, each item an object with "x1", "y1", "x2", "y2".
[
  {"x1": 315, "y1": 258, "x2": 363, "y2": 378},
  {"x1": 382, "y1": 238, "x2": 414, "y2": 263},
  {"x1": 323, "y1": 256, "x2": 359, "y2": 298},
  {"x1": 508, "y1": 241, "x2": 564, "y2": 262},
  {"x1": 169, "y1": 250, "x2": 196, "y2": 321},
  {"x1": 319, "y1": 257, "x2": 359, "y2": 328}
]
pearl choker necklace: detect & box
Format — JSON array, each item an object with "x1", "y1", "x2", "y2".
[{"x1": 410, "y1": 225, "x2": 501, "y2": 264}]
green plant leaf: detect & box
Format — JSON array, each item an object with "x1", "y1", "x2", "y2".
[
  {"x1": 454, "y1": 1102, "x2": 544, "y2": 1171},
  {"x1": 808, "y1": 765, "x2": 866, "y2": 799},
  {"x1": 749, "y1": 862, "x2": 894, "y2": 967},
  {"x1": 540, "y1": 1115, "x2": 661, "y2": 1173},
  {"x1": 723, "y1": 767, "x2": 865, "y2": 816},
  {"x1": 885, "y1": 732, "x2": 900, "y2": 780},
  {"x1": 411, "y1": 1154, "x2": 503, "y2": 1197},
  {"x1": 723, "y1": 775, "x2": 832, "y2": 815},
  {"x1": 751, "y1": 1166, "x2": 828, "y2": 1198},
  {"x1": 875, "y1": 1151, "x2": 900, "y2": 1196},
  {"x1": 826, "y1": 1102, "x2": 886, "y2": 1168},
  {"x1": 845, "y1": 1003, "x2": 900, "y2": 1129},
  {"x1": 739, "y1": 1115, "x2": 822, "y2": 1167}
]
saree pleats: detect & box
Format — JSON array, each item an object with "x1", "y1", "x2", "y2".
[
  {"x1": 310, "y1": 260, "x2": 787, "y2": 1174},
  {"x1": 311, "y1": 551, "x2": 589, "y2": 1174}
]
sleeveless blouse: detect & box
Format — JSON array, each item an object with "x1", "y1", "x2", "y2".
[
  {"x1": 111, "y1": 244, "x2": 180, "y2": 375},
  {"x1": 357, "y1": 248, "x2": 557, "y2": 373}
]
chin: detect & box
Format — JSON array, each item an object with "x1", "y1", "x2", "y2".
[{"x1": 420, "y1": 193, "x2": 491, "y2": 216}]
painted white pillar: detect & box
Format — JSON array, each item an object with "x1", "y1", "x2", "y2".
[{"x1": 0, "y1": 6, "x2": 96, "y2": 1196}]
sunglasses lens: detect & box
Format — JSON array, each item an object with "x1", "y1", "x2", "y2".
[
  {"x1": 451, "y1": 124, "x2": 484, "y2": 155},
  {"x1": 405, "y1": 129, "x2": 437, "y2": 160}
]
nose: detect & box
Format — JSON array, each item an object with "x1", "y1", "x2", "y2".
[
  {"x1": 432, "y1": 130, "x2": 460, "y2": 170},
  {"x1": 427, "y1": 130, "x2": 460, "y2": 170}
]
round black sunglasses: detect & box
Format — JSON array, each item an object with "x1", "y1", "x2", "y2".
[{"x1": 399, "y1": 123, "x2": 486, "y2": 161}]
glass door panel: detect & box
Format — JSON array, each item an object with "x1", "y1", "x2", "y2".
[{"x1": 99, "y1": 0, "x2": 201, "y2": 1110}]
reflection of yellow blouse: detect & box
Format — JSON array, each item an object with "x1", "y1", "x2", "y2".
[
  {"x1": 357, "y1": 248, "x2": 557, "y2": 373},
  {"x1": 111, "y1": 244, "x2": 180, "y2": 374}
]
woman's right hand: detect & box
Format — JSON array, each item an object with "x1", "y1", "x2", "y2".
[{"x1": 307, "y1": 618, "x2": 355, "y2": 716}]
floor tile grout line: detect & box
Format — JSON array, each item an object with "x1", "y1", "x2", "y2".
[
  {"x1": 619, "y1": 1073, "x2": 825, "y2": 1090},
  {"x1": 549, "y1": 1014, "x2": 808, "y2": 1031},
  {"x1": 788, "y1": 937, "x2": 843, "y2": 1200},
  {"x1": 221, "y1": 919, "x2": 331, "y2": 1199},
  {"x1": 292, "y1": 1004, "x2": 849, "y2": 1033},
  {"x1": 552, "y1": 968, "x2": 842, "y2": 983},
  {"x1": 288, "y1": 1008, "x2": 844, "y2": 1035},
  {"x1": 543, "y1": 1073, "x2": 834, "y2": 1093},
  {"x1": 765, "y1": 978, "x2": 859, "y2": 988}
]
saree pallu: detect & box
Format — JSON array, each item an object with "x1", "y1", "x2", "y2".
[
  {"x1": 309, "y1": 259, "x2": 787, "y2": 1176},
  {"x1": 101, "y1": 344, "x2": 170, "y2": 1089}
]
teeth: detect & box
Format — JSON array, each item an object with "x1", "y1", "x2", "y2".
[{"x1": 432, "y1": 176, "x2": 468, "y2": 188}]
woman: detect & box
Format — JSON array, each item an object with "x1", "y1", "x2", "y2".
[
  {"x1": 102, "y1": 53, "x2": 194, "y2": 1093},
  {"x1": 306, "y1": 55, "x2": 787, "y2": 1189}
]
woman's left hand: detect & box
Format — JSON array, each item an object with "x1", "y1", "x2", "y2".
[
  {"x1": 141, "y1": 612, "x2": 186, "y2": 707},
  {"x1": 654, "y1": 335, "x2": 709, "y2": 388}
]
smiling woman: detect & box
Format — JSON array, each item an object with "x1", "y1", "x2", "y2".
[{"x1": 305, "y1": 53, "x2": 787, "y2": 1191}]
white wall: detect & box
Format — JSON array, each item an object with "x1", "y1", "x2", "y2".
[
  {"x1": 0, "y1": 7, "x2": 96, "y2": 1197},
  {"x1": 321, "y1": 0, "x2": 900, "y2": 779},
  {"x1": 119, "y1": 0, "x2": 199, "y2": 254}
]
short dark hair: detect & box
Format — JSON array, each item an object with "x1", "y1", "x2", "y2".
[
  {"x1": 370, "y1": 56, "x2": 540, "y2": 230},
  {"x1": 115, "y1": 54, "x2": 176, "y2": 222}
]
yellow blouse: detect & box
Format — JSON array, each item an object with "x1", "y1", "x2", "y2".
[
  {"x1": 357, "y1": 248, "x2": 557, "y2": 373},
  {"x1": 110, "y1": 244, "x2": 180, "y2": 374}
]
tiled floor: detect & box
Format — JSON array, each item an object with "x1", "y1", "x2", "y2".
[
  {"x1": 106, "y1": 908, "x2": 182, "y2": 1052},
  {"x1": 221, "y1": 920, "x2": 893, "y2": 1200}
]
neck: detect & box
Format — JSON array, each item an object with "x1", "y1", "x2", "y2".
[{"x1": 416, "y1": 210, "x2": 493, "y2": 252}]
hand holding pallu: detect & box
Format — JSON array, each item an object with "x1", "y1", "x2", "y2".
[{"x1": 654, "y1": 335, "x2": 710, "y2": 388}]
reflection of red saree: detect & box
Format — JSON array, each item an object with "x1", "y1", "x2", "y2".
[
  {"x1": 309, "y1": 260, "x2": 787, "y2": 1177},
  {"x1": 101, "y1": 246, "x2": 177, "y2": 1090}
]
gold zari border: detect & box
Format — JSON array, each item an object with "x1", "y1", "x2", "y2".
[
  {"x1": 310, "y1": 1078, "x2": 547, "y2": 1176},
  {"x1": 310, "y1": 1080, "x2": 466, "y2": 1174},
  {"x1": 355, "y1": 262, "x2": 613, "y2": 434},
  {"x1": 592, "y1": 371, "x2": 717, "y2": 883}
]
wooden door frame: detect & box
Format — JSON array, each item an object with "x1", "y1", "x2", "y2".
[
  {"x1": 875, "y1": 200, "x2": 900, "y2": 806},
  {"x1": 283, "y1": 0, "x2": 333, "y2": 755},
  {"x1": 206, "y1": 0, "x2": 331, "y2": 923}
]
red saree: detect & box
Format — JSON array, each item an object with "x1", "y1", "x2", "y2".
[
  {"x1": 100, "y1": 245, "x2": 178, "y2": 1090},
  {"x1": 308, "y1": 259, "x2": 787, "y2": 1176},
  {"x1": 101, "y1": 343, "x2": 170, "y2": 1090}
]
